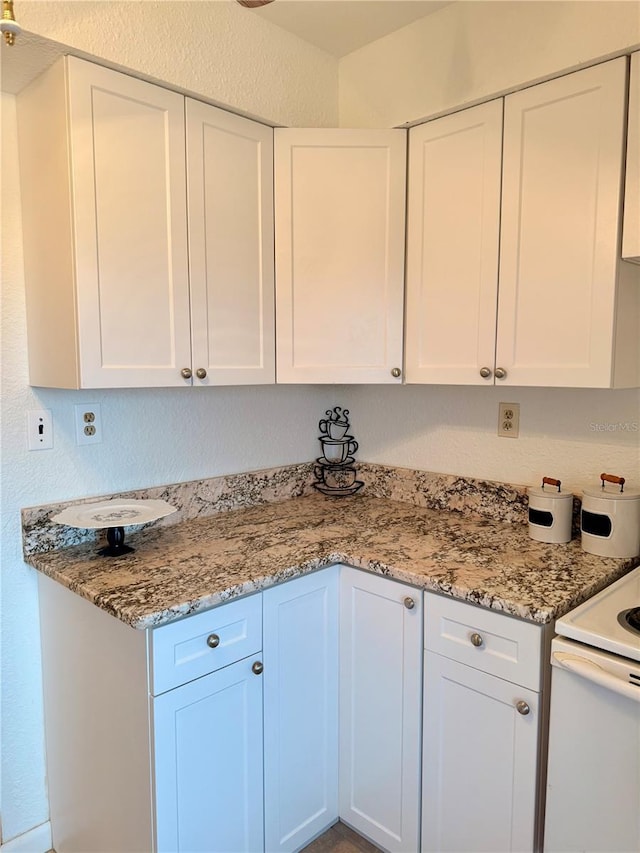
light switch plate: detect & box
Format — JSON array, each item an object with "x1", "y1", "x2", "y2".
[{"x1": 27, "y1": 409, "x2": 53, "y2": 450}]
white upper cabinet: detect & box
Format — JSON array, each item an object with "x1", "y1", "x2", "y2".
[
  {"x1": 186, "y1": 99, "x2": 275, "y2": 385},
  {"x1": 18, "y1": 57, "x2": 274, "y2": 388},
  {"x1": 19, "y1": 56, "x2": 191, "y2": 388},
  {"x1": 405, "y1": 100, "x2": 503, "y2": 385},
  {"x1": 275, "y1": 129, "x2": 406, "y2": 383},
  {"x1": 406, "y1": 57, "x2": 639, "y2": 388},
  {"x1": 498, "y1": 57, "x2": 636, "y2": 388},
  {"x1": 622, "y1": 52, "x2": 640, "y2": 264}
]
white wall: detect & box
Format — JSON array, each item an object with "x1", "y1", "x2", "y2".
[
  {"x1": 344, "y1": 385, "x2": 640, "y2": 495},
  {"x1": 2, "y1": 1, "x2": 640, "y2": 847},
  {"x1": 17, "y1": 0, "x2": 339, "y2": 128},
  {"x1": 1, "y1": 2, "x2": 339, "y2": 840},
  {"x1": 339, "y1": 0, "x2": 640, "y2": 127}
]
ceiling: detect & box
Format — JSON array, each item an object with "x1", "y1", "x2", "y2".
[
  {"x1": 0, "y1": 1, "x2": 453, "y2": 95},
  {"x1": 251, "y1": 1, "x2": 453, "y2": 57}
]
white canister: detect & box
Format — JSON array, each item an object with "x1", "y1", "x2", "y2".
[
  {"x1": 581, "y1": 474, "x2": 640, "y2": 558},
  {"x1": 528, "y1": 479, "x2": 574, "y2": 544}
]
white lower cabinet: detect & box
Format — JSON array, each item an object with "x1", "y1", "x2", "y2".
[
  {"x1": 153, "y1": 657, "x2": 265, "y2": 853},
  {"x1": 422, "y1": 592, "x2": 546, "y2": 853},
  {"x1": 38, "y1": 567, "x2": 549, "y2": 853},
  {"x1": 339, "y1": 567, "x2": 423, "y2": 853},
  {"x1": 422, "y1": 655, "x2": 539, "y2": 853},
  {"x1": 263, "y1": 567, "x2": 340, "y2": 853}
]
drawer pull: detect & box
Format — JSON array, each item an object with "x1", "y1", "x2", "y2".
[
  {"x1": 404, "y1": 596, "x2": 415, "y2": 610},
  {"x1": 206, "y1": 633, "x2": 220, "y2": 649},
  {"x1": 516, "y1": 700, "x2": 530, "y2": 715},
  {"x1": 470, "y1": 632, "x2": 484, "y2": 647},
  {"x1": 252, "y1": 661, "x2": 264, "y2": 675}
]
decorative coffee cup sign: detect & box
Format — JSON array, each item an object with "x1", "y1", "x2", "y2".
[{"x1": 313, "y1": 407, "x2": 364, "y2": 496}]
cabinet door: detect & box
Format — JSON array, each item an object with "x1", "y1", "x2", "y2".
[
  {"x1": 263, "y1": 567, "x2": 339, "y2": 853},
  {"x1": 622, "y1": 52, "x2": 640, "y2": 264},
  {"x1": 187, "y1": 100, "x2": 275, "y2": 385},
  {"x1": 339, "y1": 567, "x2": 422, "y2": 853},
  {"x1": 153, "y1": 656, "x2": 264, "y2": 853},
  {"x1": 67, "y1": 57, "x2": 192, "y2": 388},
  {"x1": 275, "y1": 129, "x2": 406, "y2": 383},
  {"x1": 497, "y1": 58, "x2": 627, "y2": 387},
  {"x1": 405, "y1": 100, "x2": 503, "y2": 385},
  {"x1": 422, "y1": 653, "x2": 539, "y2": 853}
]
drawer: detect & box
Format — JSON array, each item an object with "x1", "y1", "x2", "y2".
[
  {"x1": 424, "y1": 592, "x2": 542, "y2": 690},
  {"x1": 149, "y1": 593, "x2": 262, "y2": 695}
]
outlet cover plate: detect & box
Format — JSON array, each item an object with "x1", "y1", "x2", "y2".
[
  {"x1": 75, "y1": 403, "x2": 102, "y2": 445},
  {"x1": 498, "y1": 402, "x2": 520, "y2": 438}
]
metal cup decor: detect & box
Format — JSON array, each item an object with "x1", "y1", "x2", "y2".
[{"x1": 313, "y1": 407, "x2": 364, "y2": 496}]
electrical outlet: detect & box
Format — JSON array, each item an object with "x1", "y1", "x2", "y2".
[
  {"x1": 498, "y1": 402, "x2": 520, "y2": 438},
  {"x1": 27, "y1": 410, "x2": 53, "y2": 450},
  {"x1": 75, "y1": 403, "x2": 102, "y2": 445}
]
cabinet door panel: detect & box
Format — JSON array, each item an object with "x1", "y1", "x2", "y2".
[
  {"x1": 263, "y1": 568, "x2": 339, "y2": 853},
  {"x1": 422, "y1": 653, "x2": 539, "y2": 853},
  {"x1": 497, "y1": 58, "x2": 627, "y2": 387},
  {"x1": 187, "y1": 100, "x2": 275, "y2": 385},
  {"x1": 405, "y1": 100, "x2": 502, "y2": 384},
  {"x1": 339, "y1": 567, "x2": 422, "y2": 853},
  {"x1": 67, "y1": 57, "x2": 191, "y2": 387},
  {"x1": 275, "y1": 129, "x2": 406, "y2": 383},
  {"x1": 153, "y1": 657, "x2": 264, "y2": 853}
]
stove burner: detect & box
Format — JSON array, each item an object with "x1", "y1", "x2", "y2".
[{"x1": 618, "y1": 607, "x2": 640, "y2": 635}]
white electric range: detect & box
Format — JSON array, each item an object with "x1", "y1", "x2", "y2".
[{"x1": 544, "y1": 565, "x2": 640, "y2": 853}]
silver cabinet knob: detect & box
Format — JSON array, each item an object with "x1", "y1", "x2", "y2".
[
  {"x1": 181, "y1": 367, "x2": 192, "y2": 380},
  {"x1": 391, "y1": 367, "x2": 402, "y2": 378},
  {"x1": 470, "y1": 632, "x2": 484, "y2": 647},
  {"x1": 252, "y1": 661, "x2": 264, "y2": 675},
  {"x1": 195, "y1": 368, "x2": 207, "y2": 380},
  {"x1": 494, "y1": 367, "x2": 507, "y2": 380},
  {"x1": 206, "y1": 633, "x2": 220, "y2": 648},
  {"x1": 516, "y1": 700, "x2": 530, "y2": 716},
  {"x1": 479, "y1": 366, "x2": 492, "y2": 379},
  {"x1": 404, "y1": 596, "x2": 415, "y2": 610}
]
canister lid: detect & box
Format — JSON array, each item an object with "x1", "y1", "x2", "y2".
[
  {"x1": 582, "y1": 485, "x2": 640, "y2": 500},
  {"x1": 527, "y1": 486, "x2": 573, "y2": 500},
  {"x1": 583, "y1": 473, "x2": 640, "y2": 501}
]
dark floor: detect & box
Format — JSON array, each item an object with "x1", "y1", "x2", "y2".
[{"x1": 301, "y1": 821, "x2": 381, "y2": 853}]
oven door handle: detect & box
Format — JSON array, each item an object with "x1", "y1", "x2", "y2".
[{"x1": 552, "y1": 652, "x2": 640, "y2": 703}]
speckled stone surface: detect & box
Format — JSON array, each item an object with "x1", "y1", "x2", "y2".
[
  {"x1": 22, "y1": 463, "x2": 316, "y2": 556},
  {"x1": 24, "y1": 492, "x2": 638, "y2": 631},
  {"x1": 22, "y1": 462, "x2": 543, "y2": 557}
]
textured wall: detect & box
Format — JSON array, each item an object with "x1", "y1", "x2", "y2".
[
  {"x1": 17, "y1": 0, "x2": 339, "y2": 127},
  {"x1": 343, "y1": 385, "x2": 640, "y2": 495},
  {"x1": 3, "y1": 1, "x2": 640, "y2": 847},
  {"x1": 339, "y1": 1, "x2": 640, "y2": 127}
]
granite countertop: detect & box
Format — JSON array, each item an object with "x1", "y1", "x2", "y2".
[{"x1": 24, "y1": 492, "x2": 638, "y2": 630}]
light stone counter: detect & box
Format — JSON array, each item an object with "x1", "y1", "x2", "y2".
[{"x1": 22, "y1": 487, "x2": 638, "y2": 630}]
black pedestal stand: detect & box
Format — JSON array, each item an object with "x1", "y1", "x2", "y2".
[{"x1": 98, "y1": 526, "x2": 135, "y2": 557}]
